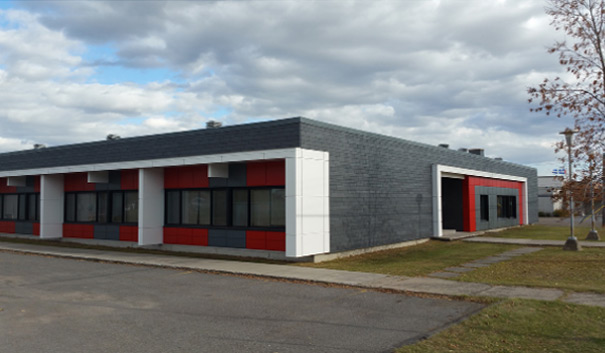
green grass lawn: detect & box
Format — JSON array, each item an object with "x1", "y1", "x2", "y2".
[
  {"x1": 297, "y1": 241, "x2": 519, "y2": 277},
  {"x1": 486, "y1": 224, "x2": 604, "y2": 241},
  {"x1": 397, "y1": 299, "x2": 605, "y2": 353},
  {"x1": 458, "y1": 247, "x2": 605, "y2": 293}
]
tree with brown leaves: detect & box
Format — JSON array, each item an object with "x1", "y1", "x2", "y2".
[{"x1": 529, "y1": 0, "x2": 605, "y2": 230}]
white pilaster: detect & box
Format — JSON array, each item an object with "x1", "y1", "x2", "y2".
[
  {"x1": 285, "y1": 148, "x2": 330, "y2": 257},
  {"x1": 40, "y1": 174, "x2": 64, "y2": 239},
  {"x1": 138, "y1": 168, "x2": 164, "y2": 245}
]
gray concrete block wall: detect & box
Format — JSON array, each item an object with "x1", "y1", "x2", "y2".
[{"x1": 299, "y1": 120, "x2": 538, "y2": 252}]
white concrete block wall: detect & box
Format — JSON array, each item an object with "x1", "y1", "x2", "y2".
[
  {"x1": 138, "y1": 168, "x2": 164, "y2": 246},
  {"x1": 285, "y1": 148, "x2": 330, "y2": 257},
  {"x1": 40, "y1": 174, "x2": 64, "y2": 239}
]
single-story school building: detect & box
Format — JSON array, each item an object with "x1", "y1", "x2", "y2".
[{"x1": 0, "y1": 117, "x2": 537, "y2": 260}]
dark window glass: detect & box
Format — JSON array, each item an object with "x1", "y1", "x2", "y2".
[
  {"x1": 124, "y1": 191, "x2": 138, "y2": 223},
  {"x1": 65, "y1": 193, "x2": 76, "y2": 222},
  {"x1": 166, "y1": 191, "x2": 180, "y2": 224},
  {"x1": 251, "y1": 189, "x2": 271, "y2": 227},
  {"x1": 77, "y1": 193, "x2": 97, "y2": 222},
  {"x1": 36, "y1": 194, "x2": 40, "y2": 221},
  {"x1": 3, "y1": 195, "x2": 18, "y2": 220},
  {"x1": 480, "y1": 195, "x2": 489, "y2": 221},
  {"x1": 182, "y1": 190, "x2": 210, "y2": 225},
  {"x1": 232, "y1": 189, "x2": 248, "y2": 227},
  {"x1": 98, "y1": 192, "x2": 108, "y2": 223},
  {"x1": 497, "y1": 195, "x2": 516, "y2": 219},
  {"x1": 270, "y1": 189, "x2": 285, "y2": 226},
  {"x1": 212, "y1": 190, "x2": 228, "y2": 226},
  {"x1": 18, "y1": 194, "x2": 27, "y2": 220},
  {"x1": 28, "y1": 194, "x2": 37, "y2": 221},
  {"x1": 111, "y1": 192, "x2": 123, "y2": 223}
]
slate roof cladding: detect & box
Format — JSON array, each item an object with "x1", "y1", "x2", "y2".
[
  {"x1": 0, "y1": 118, "x2": 302, "y2": 172},
  {"x1": 0, "y1": 116, "x2": 534, "y2": 173}
]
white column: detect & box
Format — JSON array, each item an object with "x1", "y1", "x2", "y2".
[
  {"x1": 40, "y1": 174, "x2": 64, "y2": 239},
  {"x1": 285, "y1": 148, "x2": 330, "y2": 257},
  {"x1": 138, "y1": 168, "x2": 164, "y2": 246},
  {"x1": 432, "y1": 165, "x2": 443, "y2": 237}
]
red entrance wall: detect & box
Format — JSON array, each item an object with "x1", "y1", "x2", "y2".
[{"x1": 462, "y1": 176, "x2": 524, "y2": 232}]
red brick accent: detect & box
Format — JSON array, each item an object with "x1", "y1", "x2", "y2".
[
  {"x1": 119, "y1": 225, "x2": 138, "y2": 242},
  {"x1": 0, "y1": 221, "x2": 16, "y2": 233},
  {"x1": 63, "y1": 224, "x2": 94, "y2": 239},
  {"x1": 247, "y1": 160, "x2": 285, "y2": 186},
  {"x1": 164, "y1": 165, "x2": 208, "y2": 189},
  {"x1": 163, "y1": 227, "x2": 208, "y2": 246},
  {"x1": 64, "y1": 173, "x2": 95, "y2": 192},
  {"x1": 0, "y1": 178, "x2": 17, "y2": 193},
  {"x1": 120, "y1": 169, "x2": 139, "y2": 190},
  {"x1": 246, "y1": 230, "x2": 285, "y2": 251},
  {"x1": 33, "y1": 222, "x2": 40, "y2": 236}
]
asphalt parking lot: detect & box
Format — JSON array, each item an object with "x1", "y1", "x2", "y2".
[{"x1": 0, "y1": 251, "x2": 483, "y2": 353}]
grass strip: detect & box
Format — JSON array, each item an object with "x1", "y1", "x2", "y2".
[
  {"x1": 486, "y1": 224, "x2": 604, "y2": 241},
  {"x1": 457, "y1": 247, "x2": 605, "y2": 294},
  {"x1": 397, "y1": 299, "x2": 605, "y2": 353},
  {"x1": 298, "y1": 241, "x2": 519, "y2": 277}
]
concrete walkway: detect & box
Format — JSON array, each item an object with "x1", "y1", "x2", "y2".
[
  {"x1": 1, "y1": 241, "x2": 604, "y2": 308},
  {"x1": 465, "y1": 236, "x2": 605, "y2": 247}
]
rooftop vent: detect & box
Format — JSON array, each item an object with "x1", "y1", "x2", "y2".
[
  {"x1": 458, "y1": 148, "x2": 468, "y2": 153},
  {"x1": 106, "y1": 134, "x2": 121, "y2": 140},
  {"x1": 469, "y1": 148, "x2": 484, "y2": 156},
  {"x1": 33, "y1": 144, "x2": 46, "y2": 150},
  {"x1": 495, "y1": 157, "x2": 503, "y2": 161},
  {"x1": 206, "y1": 120, "x2": 223, "y2": 129},
  {"x1": 438, "y1": 144, "x2": 449, "y2": 149}
]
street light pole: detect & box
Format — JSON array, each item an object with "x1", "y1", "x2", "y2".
[{"x1": 560, "y1": 128, "x2": 581, "y2": 251}]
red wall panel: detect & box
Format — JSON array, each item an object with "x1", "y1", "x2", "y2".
[
  {"x1": 0, "y1": 178, "x2": 17, "y2": 193},
  {"x1": 0, "y1": 221, "x2": 16, "y2": 233},
  {"x1": 119, "y1": 225, "x2": 138, "y2": 242},
  {"x1": 64, "y1": 173, "x2": 95, "y2": 192},
  {"x1": 247, "y1": 160, "x2": 285, "y2": 187},
  {"x1": 164, "y1": 165, "x2": 208, "y2": 189},
  {"x1": 121, "y1": 169, "x2": 139, "y2": 190},
  {"x1": 63, "y1": 224, "x2": 94, "y2": 239},
  {"x1": 246, "y1": 230, "x2": 266, "y2": 249},
  {"x1": 34, "y1": 176, "x2": 41, "y2": 193},
  {"x1": 246, "y1": 230, "x2": 285, "y2": 251},
  {"x1": 33, "y1": 222, "x2": 40, "y2": 236},
  {"x1": 266, "y1": 231, "x2": 286, "y2": 251},
  {"x1": 163, "y1": 227, "x2": 208, "y2": 246}
]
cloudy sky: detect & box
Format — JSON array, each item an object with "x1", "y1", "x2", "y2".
[{"x1": 0, "y1": 0, "x2": 570, "y2": 174}]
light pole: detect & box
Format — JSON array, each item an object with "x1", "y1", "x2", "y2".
[{"x1": 560, "y1": 128, "x2": 581, "y2": 251}]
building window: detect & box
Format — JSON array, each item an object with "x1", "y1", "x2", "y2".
[
  {"x1": 497, "y1": 195, "x2": 517, "y2": 219},
  {"x1": 76, "y1": 192, "x2": 97, "y2": 222},
  {"x1": 2, "y1": 195, "x2": 18, "y2": 220},
  {"x1": 165, "y1": 187, "x2": 285, "y2": 229},
  {"x1": 64, "y1": 191, "x2": 138, "y2": 224},
  {"x1": 251, "y1": 188, "x2": 285, "y2": 227},
  {"x1": 232, "y1": 189, "x2": 248, "y2": 227},
  {"x1": 182, "y1": 190, "x2": 211, "y2": 225},
  {"x1": 0, "y1": 193, "x2": 39, "y2": 221},
  {"x1": 480, "y1": 195, "x2": 489, "y2": 221}
]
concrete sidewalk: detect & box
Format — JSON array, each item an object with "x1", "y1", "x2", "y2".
[
  {"x1": 1, "y1": 241, "x2": 604, "y2": 308},
  {"x1": 465, "y1": 236, "x2": 605, "y2": 247}
]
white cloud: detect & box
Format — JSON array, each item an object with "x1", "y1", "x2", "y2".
[{"x1": 0, "y1": 0, "x2": 574, "y2": 175}]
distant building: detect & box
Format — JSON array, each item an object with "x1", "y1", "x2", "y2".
[{"x1": 538, "y1": 176, "x2": 563, "y2": 215}]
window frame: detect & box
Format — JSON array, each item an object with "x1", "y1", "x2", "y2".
[
  {"x1": 164, "y1": 186, "x2": 285, "y2": 231},
  {"x1": 0, "y1": 193, "x2": 40, "y2": 222},
  {"x1": 64, "y1": 190, "x2": 139, "y2": 225}
]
